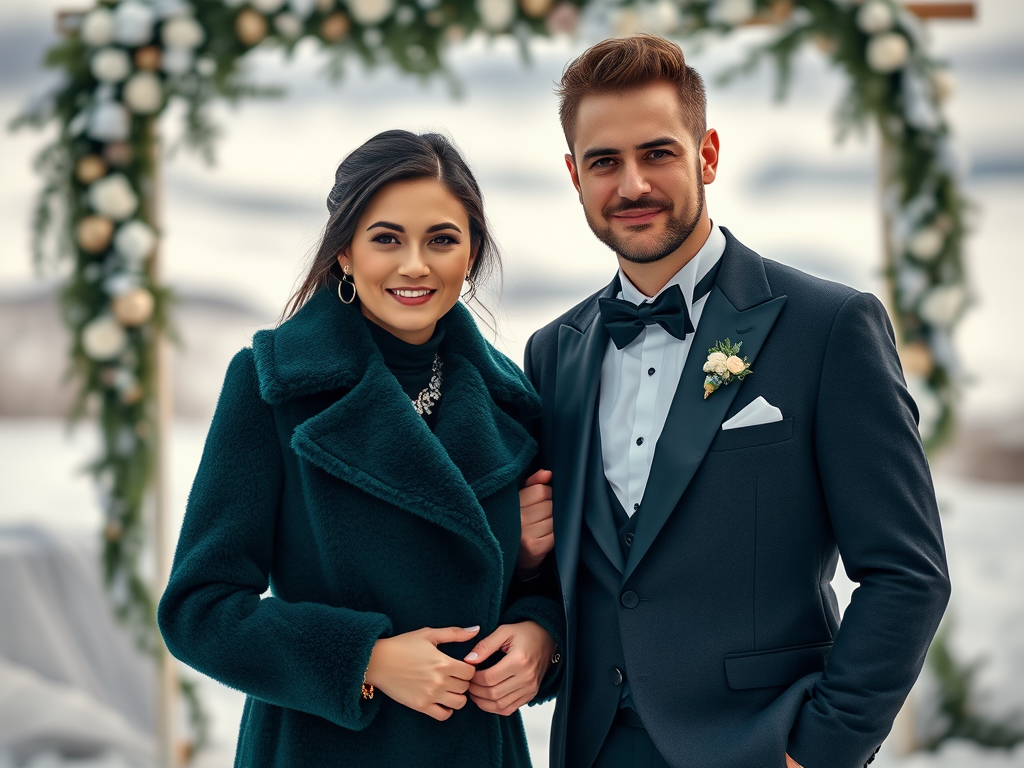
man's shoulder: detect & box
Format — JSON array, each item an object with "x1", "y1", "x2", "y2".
[
  {"x1": 760, "y1": 256, "x2": 865, "y2": 315},
  {"x1": 527, "y1": 283, "x2": 609, "y2": 355}
]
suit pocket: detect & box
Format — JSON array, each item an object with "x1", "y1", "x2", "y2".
[
  {"x1": 710, "y1": 417, "x2": 793, "y2": 452},
  {"x1": 724, "y1": 640, "x2": 832, "y2": 690}
]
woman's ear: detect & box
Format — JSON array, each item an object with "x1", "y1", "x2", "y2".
[
  {"x1": 467, "y1": 242, "x2": 479, "y2": 275},
  {"x1": 337, "y1": 250, "x2": 350, "y2": 272}
]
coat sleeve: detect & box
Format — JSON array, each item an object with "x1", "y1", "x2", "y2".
[
  {"x1": 787, "y1": 292, "x2": 951, "y2": 767},
  {"x1": 497, "y1": 331, "x2": 566, "y2": 704},
  {"x1": 157, "y1": 349, "x2": 392, "y2": 730}
]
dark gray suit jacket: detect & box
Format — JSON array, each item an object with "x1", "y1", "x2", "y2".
[{"x1": 523, "y1": 229, "x2": 950, "y2": 768}]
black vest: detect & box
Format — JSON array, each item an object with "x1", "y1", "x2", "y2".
[{"x1": 566, "y1": 415, "x2": 645, "y2": 768}]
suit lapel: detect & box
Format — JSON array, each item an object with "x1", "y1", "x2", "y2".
[
  {"x1": 553, "y1": 279, "x2": 618, "y2": 604},
  {"x1": 622, "y1": 233, "x2": 787, "y2": 584}
]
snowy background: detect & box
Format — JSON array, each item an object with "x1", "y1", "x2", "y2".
[{"x1": 1, "y1": 0, "x2": 1022, "y2": 766}]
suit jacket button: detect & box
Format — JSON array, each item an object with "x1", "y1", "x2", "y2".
[
  {"x1": 621, "y1": 590, "x2": 639, "y2": 609},
  {"x1": 624, "y1": 532, "x2": 634, "y2": 546},
  {"x1": 610, "y1": 667, "x2": 624, "y2": 686}
]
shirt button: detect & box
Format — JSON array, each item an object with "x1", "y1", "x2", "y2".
[
  {"x1": 636, "y1": 437, "x2": 644, "y2": 446},
  {"x1": 648, "y1": 367, "x2": 656, "y2": 376},
  {"x1": 633, "y1": 503, "x2": 639, "y2": 512}
]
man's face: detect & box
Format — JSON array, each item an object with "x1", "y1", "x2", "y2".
[{"x1": 565, "y1": 81, "x2": 718, "y2": 265}]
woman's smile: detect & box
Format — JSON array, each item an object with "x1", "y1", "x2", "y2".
[{"x1": 388, "y1": 287, "x2": 437, "y2": 305}]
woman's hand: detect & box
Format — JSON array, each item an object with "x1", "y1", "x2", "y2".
[
  {"x1": 518, "y1": 469, "x2": 554, "y2": 570},
  {"x1": 464, "y1": 621, "x2": 556, "y2": 716},
  {"x1": 364, "y1": 626, "x2": 480, "y2": 721}
]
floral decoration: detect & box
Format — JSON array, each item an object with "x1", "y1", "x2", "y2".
[{"x1": 703, "y1": 338, "x2": 751, "y2": 398}]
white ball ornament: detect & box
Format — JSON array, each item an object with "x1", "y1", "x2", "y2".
[
  {"x1": 88, "y1": 174, "x2": 139, "y2": 221},
  {"x1": 123, "y1": 72, "x2": 164, "y2": 114},
  {"x1": 82, "y1": 316, "x2": 129, "y2": 361},
  {"x1": 114, "y1": 220, "x2": 158, "y2": 264},
  {"x1": 476, "y1": 0, "x2": 514, "y2": 31},
  {"x1": 91, "y1": 48, "x2": 132, "y2": 83},
  {"x1": 88, "y1": 101, "x2": 130, "y2": 142},
  {"x1": 866, "y1": 32, "x2": 909, "y2": 73},
  {"x1": 919, "y1": 284, "x2": 966, "y2": 328},
  {"x1": 855, "y1": 0, "x2": 893, "y2": 34},
  {"x1": 274, "y1": 12, "x2": 305, "y2": 38},
  {"x1": 114, "y1": 1, "x2": 157, "y2": 46},
  {"x1": 907, "y1": 226, "x2": 944, "y2": 262},
  {"x1": 162, "y1": 47, "x2": 195, "y2": 75},
  {"x1": 81, "y1": 8, "x2": 116, "y2": 46},
  {"x1": 350, "y1": 0, "x2": 396, "y2": 25},
  {"x1": 162, "y1": 15, "x2": 206, "y2": 49}
]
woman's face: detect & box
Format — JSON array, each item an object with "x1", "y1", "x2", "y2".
[{"x1": 338, "y1": 178, "x2": 476, "y2": 345}]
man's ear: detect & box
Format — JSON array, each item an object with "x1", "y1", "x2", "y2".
[
  {"x1": 565, "y1": 153, "x2": 583, "y2": 204},
  {"x1": 699, "y1": 128, "x2": 720, "y2": 185}
]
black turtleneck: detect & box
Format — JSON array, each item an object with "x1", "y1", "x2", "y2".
[{"x1": 364, "y1": 317, "x2": 445, "y2": 428}]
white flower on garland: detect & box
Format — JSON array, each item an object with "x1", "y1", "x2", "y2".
[
  {"x1": 88, "y1": 174, "x2": 139, "y2": 221},
  {"x1": 162, "y1": 47, "x2": 194, "y2": 76},
  {"x1": 123, "y1": 72, "x2": 164, "y2": 114},
  {"x1": 896, "y1": 264, "x2": 929, "y2": 311},
  {"x1": 476, "y1": 0, "x2": 514, "y2": 30},
  {"x1": 114, "y1": 220, "x2": 157, "y2": 264},
  {"x1": 855, "y1": 0, "x2": 894, "y2": 34},
  {"x1": 908, "y1": 226, "x2": 944, "y2": 262},
  {"x1": 919, "y1": 284, "x2": 966, "y2": 328},
  {"x1": 114, "y1": 1, "x2": 156, "y2": 46},
  {"x1": 350, "y1": 0, "x2": 396, "y2": 25},
  {"x1": 81, "y1": 8, "x2": 116, "y2": 47},
  {"x1": 866, "y1": 32, "x2": 909, "y2": 73},
  {"x1": 82, "y1": 315, "x2": 129, "y2": 361},
  {"x1": 161, "y1": 14, "x2": 206, "y2": 49},
  {"x1": 251, "y1": 0, "x2": 287, "y2": 12},
  {"x1": 88, "y1": 101, "x2": 130, "y2": 142},
  {"x1": 709, "y1": 0, "x2": 755, "y2": 26},
  {"x1": 274, "y1": 12, "x2": 305, "y2": 38},
  {"x1": 639, "y1": 0, "x2": 679, "y2": 34},
  {"x1": 91, "y1": 48, "x2": 132, "y2": 83}
]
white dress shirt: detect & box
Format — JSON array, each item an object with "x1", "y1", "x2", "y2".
[{"x1": 599, "y1": 224, "x2": 726, "y2": 517}]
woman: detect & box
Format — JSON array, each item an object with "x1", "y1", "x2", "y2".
[{"x1": 157, "y1": 130, "x2": 563, "y2": 767}]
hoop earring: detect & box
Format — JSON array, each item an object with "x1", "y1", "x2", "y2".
[
  {"x1": 338, "y1": 266, "x2": 357, "y2": 305},
  {"x1": 462, "y1": 273, "x2": 475, "y2": 302}
]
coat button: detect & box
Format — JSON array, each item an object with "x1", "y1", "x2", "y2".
[
  {"x1": 621, "y1": 590, "x2": 639, "y2": 609},
  {"x1": 624, "y1": 532, "x2": 634, "y2": 546},
  {"x1": 610, "y1": 667, "x2": 624, "y2": 686}
]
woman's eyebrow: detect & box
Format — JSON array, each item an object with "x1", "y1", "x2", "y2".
[
  {"x1": 426, "y1": 222, "x2": 462, "y2": 234},
  {"x1": 366, "y1": 221, "x2": 405, "y2": 232}
]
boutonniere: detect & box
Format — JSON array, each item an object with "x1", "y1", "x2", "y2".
[{"x1": 703, "y1": 339, "x2": 751, "y2": 399}]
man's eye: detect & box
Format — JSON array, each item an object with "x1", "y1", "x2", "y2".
[
  {"x1": 373, "y1": 233, "x2": 400, "y2": 245},
  {"x1": 649, "y1": 149, "x2": 670, "y2": 160},
  {"x1": 591, "y1": 157, "x2": 616, "y2": 169}
]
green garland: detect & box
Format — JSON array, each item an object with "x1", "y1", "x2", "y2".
[{"x1": 13, "y1": 0, "x2": 967, "y2": 756}]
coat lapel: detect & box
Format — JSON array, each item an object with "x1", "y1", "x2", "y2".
[
  {"x1": 622, "y1": 232, "x2": 787, "y2": 585},
  {"x1": 552, "y1": 278, "x2": 619, "y2": 604}
]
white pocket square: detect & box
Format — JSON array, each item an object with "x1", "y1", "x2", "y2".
[{"x1": 721, "y1": 396, "x2": 783, "y2": 431}]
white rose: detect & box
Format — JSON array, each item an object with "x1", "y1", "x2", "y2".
[
  {"x1": 866, "y1": 32, "x2": 909, "y2": 74},
  {"x1": 88, "y1": 174, "x2": 139, "y2": 221},
  {"x1": 114, "y1": 220, "x2": 157, "y2": 264},
  {"x1": 707, "y1": 351, "x2": 729, "y2": 377},
  {"x1": 161, "y1": 47, "x2": 194, "y2": 75},
  {"x1": 88, "y1": 101, "x2": 130, "y2": 142},
  {"x1": 251, "y1": 0, "x2": 287, "y2": 11},
  {"x1": 350, "y1": 0, "x2": 396, "y2": 25},
  {"x1": 855, "y1": 0, "x2": 893, "y2": 34},
  {"x1": 82, "y1": 315, "x2": 129, "y2": 361},
  {"x1": 476, "y1": 0, "x2": 514, "y2": 30},
  {"x1": 114, "y1": 1, "x2": 156, "y2": 46},
  {"x1": 81, "y1": 8, "x2": 116, "y2": 46},
  {"x1": 91, "y1": 47, "x2": 132, "y2": 83},
  {"x1": 161, "y1": 15, "x2": 206, "y2": 49},
  {"x1": 123, "y1": 72, "x2": 163, "y2": 114},
  {"x1": 907, "y1": 226, "x2": 944, "y2": 262},
  {"x1": 919, "y1": 285, "x2": 966, "y2": 328},
  {"x1": 710, "y1": 0, "x2": 755, "y2": 26},
  {"x1": 274, "y1": 12, "x2": 305, "y2": 38}
]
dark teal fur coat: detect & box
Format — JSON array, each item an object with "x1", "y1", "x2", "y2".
[{"x1": 157, "y1": 288, "x2": 563, "y2": 767}]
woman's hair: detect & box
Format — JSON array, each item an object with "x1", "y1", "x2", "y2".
[
  {"x1": 282, "y1": 130, "x2": 500, "y2": 321},
  {"x1": 557, "y1": 34, "x2": 707, "y2": 153}
]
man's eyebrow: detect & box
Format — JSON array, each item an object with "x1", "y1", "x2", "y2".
[
  {"x1": 366, "y1": 221, "x2": 405, "y2": 232},
  {"x1": 581, "y1": 137, "x2": 681, "y2": 162},
  {"x1": 426, "y1": 222, "x2": 462, "y2": 233},
  {"x1": 581, "y1": 147, "x2": 619, "y2": 162},
  {"x1": 636, "y1": 137, "x2": 680, "y2": 150}
]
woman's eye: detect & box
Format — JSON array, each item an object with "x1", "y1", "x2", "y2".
[
  {"x1": 431, "y1": 235, "x2": 459, "y2": 246},
  {"x1": 373, "y1": 233, "x2": 400, "y2": 245}
]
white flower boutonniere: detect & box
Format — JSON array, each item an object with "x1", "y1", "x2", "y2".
[{"x1": 703, "y1": 338, "x2": 751, "y2": 399}]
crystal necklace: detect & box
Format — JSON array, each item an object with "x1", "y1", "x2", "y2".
[{"x1": 411, "y1": 354, "x2": 442, "y2": 416}]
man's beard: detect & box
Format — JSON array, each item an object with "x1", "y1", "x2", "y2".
[{"x1": 586, "y1": 171, "x2": 705, "y2": 265}]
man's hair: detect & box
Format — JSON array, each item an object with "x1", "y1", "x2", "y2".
[{"x1": 557, "y1": 34, "x2": 707, "y2": 154}]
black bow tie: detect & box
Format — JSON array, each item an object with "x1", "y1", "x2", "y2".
[
  {"x1": 597, "y1": 256, "x2": 723, "y2": 350},
  {"x1": 599, "y1": 286, "x2": 692, "y2": 350}
]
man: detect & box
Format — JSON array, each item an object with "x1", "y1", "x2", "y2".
[{"x1": 517, "y1": 34, "x2": 950, "y2": 768}]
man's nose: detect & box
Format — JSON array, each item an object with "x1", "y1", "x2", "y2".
[{"x1": 617, "y1": 161, "x2": 652, "y2": 200}]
